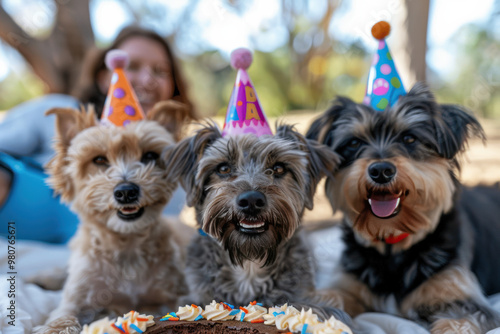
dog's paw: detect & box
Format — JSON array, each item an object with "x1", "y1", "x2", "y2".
[
  {"x1": 431, "y1": 318, "x2": 480, "y2": 334},
  {"x1": 312, "y1": 289, "x2": 365, "y2": 317},
  {"x1": 33, "y1": 315, "x2": 81, "y2": 334}
]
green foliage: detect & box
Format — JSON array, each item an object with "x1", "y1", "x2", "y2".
[
  {"x1": 433, "y1": 24, "x2": 500, "y2": 118},
  {"x1": 183, "y1": 43, "x2": 369, "y2": 118},
  {"x1": 0, "y1": 71, "x2": 45, "y2": 111}
]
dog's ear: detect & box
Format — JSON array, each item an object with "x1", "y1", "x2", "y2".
[
  {"x1": 306, "y1": 97, "x2": 356, "y2": 147},
  {"x1": 163, "y1": 123, "x2": 222, "y2": 206},
  {"x1": 277, "y1": 125, "x2": 340, "y2": 210},
  {"x1": 45, "y1": 106, "x2": 98, "y2": 202},
  {"x1": 434, "y1": 104, "x2": 485, "y2": 159},
  {"x1": 147, "y1": 100, "x2": 191, "y2": 142},
  {"x1": 405, "y1": 82, "x2": 485, "y2": 159}
]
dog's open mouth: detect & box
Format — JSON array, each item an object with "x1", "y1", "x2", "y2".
[
  {"x1": 368, "y1": 191, "x2": 405, "y2": 219},
  {"x1": 117, "y1": 206, "x2": 145, "y2": 221},
  {"x1": 237, "y1": 219, "x2": 267, "y2": 234}
]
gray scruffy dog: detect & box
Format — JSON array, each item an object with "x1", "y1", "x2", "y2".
[{"x1": 164, "y1": 123, "x2": 342, "y2": 311}]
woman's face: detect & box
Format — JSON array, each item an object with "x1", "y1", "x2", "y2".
[{"x1": 99, "y1": 36, "x2": 175, "y2": 113}]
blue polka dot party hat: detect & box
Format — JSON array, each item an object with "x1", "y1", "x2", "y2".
[
  {"x1": 100, "y1": 50, "x2": 145, "y2": 126},
  {"x1": 363, "y1": 21, "x2": 406, "y2": 111},
  {"x1": 222, "y1": 48, "x2": 273, "y2": 138}
]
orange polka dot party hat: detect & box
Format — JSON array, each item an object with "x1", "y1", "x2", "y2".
[
  {"x1": 364, "y1": 21, "x2": 406, "y2": 111},
  {"x1": 222, "y1": 48, "x2": 273, "y2": 138},
  {"x1": 100, "y1": 50, "x2": 146, "y2": 126}
]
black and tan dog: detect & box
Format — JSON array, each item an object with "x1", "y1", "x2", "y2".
[
  {"x1": 307, "y1": 82, "x2": 500, "y2": 333},
  {"x1": 163, "y1": 123, "x2": 352, "y2": 322}
]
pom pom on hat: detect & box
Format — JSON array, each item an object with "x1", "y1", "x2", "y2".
[
  {"x1": 105, "y1": 49, "x2": 130, "y2": 70},
  {"x1": 230, "y1": 48, "x2": 253, "y2": 70},
  {"x1": 371, "y1": 21, "x2": 391, "y2": 40}
]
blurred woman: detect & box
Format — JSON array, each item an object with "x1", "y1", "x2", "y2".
[{"x1": 0, "y1": 25, "x2": 196, "y2": 243}]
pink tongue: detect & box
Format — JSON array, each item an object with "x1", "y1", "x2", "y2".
[{"x1": 369, "y1": 198, "x2": 399, "y2": 217}]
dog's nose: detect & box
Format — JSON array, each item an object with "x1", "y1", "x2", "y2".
[
  {"x1": 368, "y1": 161, "x2": 396, "y2": 184},
  {"x1": 114, "y1": 183, "x2": 140, "y2": 204},
  {"x1": 236, "y1": 191, "x2": 267, "y2": 214}
]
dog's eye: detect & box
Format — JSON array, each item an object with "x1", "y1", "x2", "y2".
[
  {"x1": 348, "y1": 138, "x2": 361, "y2": 149},
  {"x1": 93, "y1": 156, "x2": 109, "y2": 166},
  {"x1": 403, "y1": 135, "x2": 416, "y2": 145},
  {"x1": 141, "y1": 151, "x2": 159, "y2": 164},
  {"x1": 217, "y1": 163, "x2": 231, "y2": 176},
  {"x1": 273, "y1": 163, "x2": 286, "y2": 176}
]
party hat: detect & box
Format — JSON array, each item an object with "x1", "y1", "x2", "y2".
[
  {"x1": 222, "y1": 48, "x2": 273, "y2": 137},
  {"x1": 100, "y1": 50, "x2": 145, "y2": 126},
  {"x1": 363, "y1": 21, "x2": 406, "y2": 111}
]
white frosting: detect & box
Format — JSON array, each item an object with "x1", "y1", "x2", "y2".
[
  {"x1": 312, "y1": 316, "x2": 353, "y2": 334},
  {"x1": 263, "y1": 303, "x2": 291, "y2": 325},
  {"x1": 286, "y1": 308, "x2": 320, "y2": 332},
  {"x1": 274, "y1": 305, "x2": 301, "y2": 330},
  {"x1": 80, "y1": 311, "x2": 154, "y2": 334},
  {"x1": 240, "y1": 303, "x2": 267, "y2": 322},
  {"x1": 177, "y1": 304, "x2": 204, "y2": 321},
  {"x1": 202, "y1": 300, "x2": 237, "y2": 321}
]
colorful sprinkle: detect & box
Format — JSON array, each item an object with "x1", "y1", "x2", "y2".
[
  {"x1": 111, "y1": 323, "x2": 125, "y2": 334},
  {"x1": 239, "y1": 307, "x2": 249, "y2": 313},
  {"x1": 168, "y1": 317, "x2": 180, "y2": 321},
  {"x1": 301, "y1": 324, "x2": 308, "y2": 334},
  {"x1": 273, "y1": 311, "x2": 285, "y2": 317},
  {"x1": 221, "y1": 303, "x2": 232, "y2": 311},
  {"x1": 240, "y1": 312, "x2": 245, "y2": 322},
  {"x1": 191, "y1": 304, "x2": 198, "y2": 308},
  {"x1": 123, "y1": 322, "x2": 129, "y2": 334},
  {"x1": 226, "y1": 303, "x2": 235, "y2": 309},
  {"x1": 256, "y1": 303, "x2": 263, "y2": 306},
  {"x1": 194, "y1": 315, "x2": 204, "y2": 321},
  {"x1": 250, "y1": 301, "x2": 257, "y2": 305},
  {"x1": 129, "y1": 324, "x2": 143, "y2": 333},
  {"x1": 229, "y1": 309, "x2": 240, "y2": 316},
  {"x1": 251, "y1": 319, "x2": 265, "y2": 323},
  {"x1": 136, "y1": 317, "x2": 149, "y2": 321},
  {"x1": 170, "y1": 312, "x2": 177, "y2": 317}
]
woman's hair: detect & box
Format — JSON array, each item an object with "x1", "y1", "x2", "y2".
[{"x1": 74, "y1": 25, "x2": 196, "y2": 121}]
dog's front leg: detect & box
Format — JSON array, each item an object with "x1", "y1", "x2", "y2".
[
  {"x1": 34, "y1": 267, "x2": 93, "y2": 334},
  {"x1": 307, "y1": 288, "x2": 366, "y2": 318},
  {"x1": 33, "y1": 299, "x2": 81, "y2": 334},
  {"x1": 401, "y1": 265, "x2": 500, "y2": 334}
]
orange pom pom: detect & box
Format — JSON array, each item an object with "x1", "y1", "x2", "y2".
[{"x1": 371, "y1": 21, "x2": 391, "y2": 40}]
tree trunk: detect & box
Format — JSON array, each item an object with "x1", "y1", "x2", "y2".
[{"x1": 392, "y1": 0, "x2": 430, "y2": 89}]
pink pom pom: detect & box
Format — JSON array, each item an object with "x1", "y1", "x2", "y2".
[
  {"x1": 230, "y1": 48, "x2": 253, "y2": 70},
  {"x1": 105, "y1": 49, "x2": 129, "y2": 70}
]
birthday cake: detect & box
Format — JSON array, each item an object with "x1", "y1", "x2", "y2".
[{"x1": 80, "y1": 301, "x2": 352, "y2": 334}]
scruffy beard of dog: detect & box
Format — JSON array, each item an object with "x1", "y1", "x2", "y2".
[
  {"x1": 35, "y1": 103, "x2": 190, "y2": 334},
  {"x1": 163, "y1": 124, "x2": 342, "y2": 310},
  {"x1": 307, "y1": 82, "x2": 500, "y2": 333}
]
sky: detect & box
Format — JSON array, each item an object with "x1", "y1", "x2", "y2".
[{"x1": 0, "y1": 0, "x2": 496, "y2": 82}]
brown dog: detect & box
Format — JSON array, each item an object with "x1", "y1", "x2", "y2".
[{"x1": 35, "y1": 103, "x2": 190, "y2": 333}]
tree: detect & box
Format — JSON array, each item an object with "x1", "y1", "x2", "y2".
[{"x1": 0, "y1": 0, "x2": 94, "y2": 93}]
